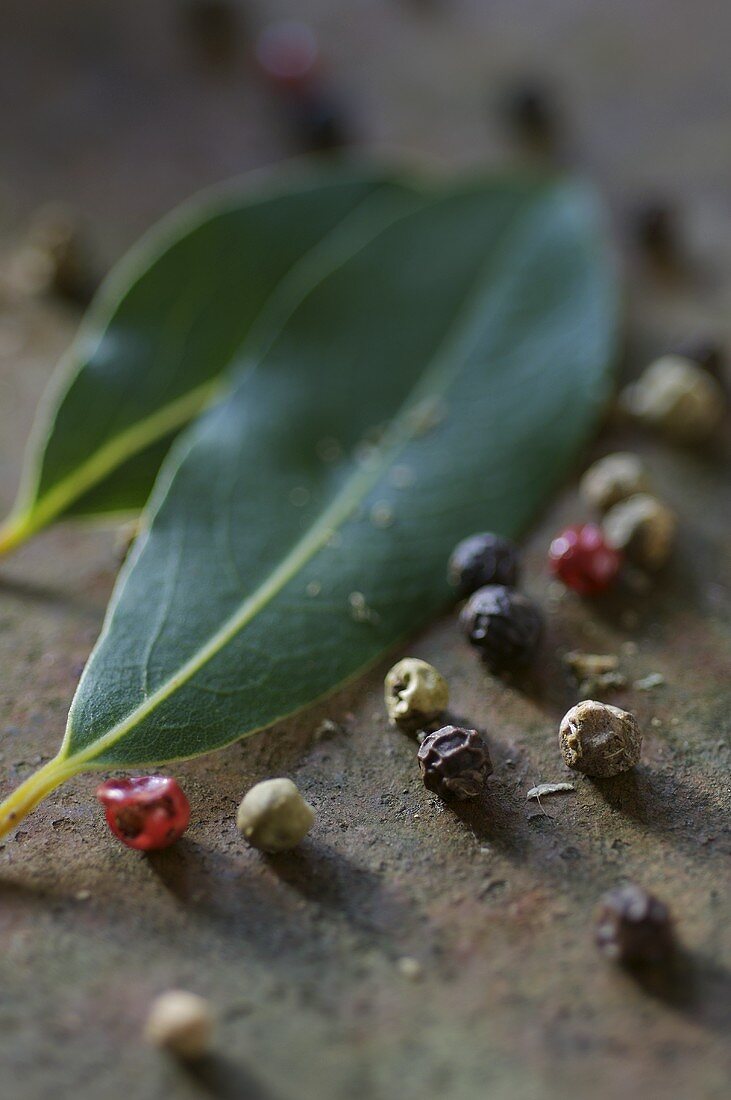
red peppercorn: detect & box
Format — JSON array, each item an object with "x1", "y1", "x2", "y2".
[
  {"x1": 96, "y1": 776, "x2": 190, "y2": 851},
  {"x1": 549, "y1": 523, "x2": 622, "y2": 595}
]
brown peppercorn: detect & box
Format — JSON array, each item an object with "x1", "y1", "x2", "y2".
[
  {"x1": 559, "y1": 700, "x2": 641, "y2": 777},
  {"x1": 602, "y1": 493, "x2": 677, "y2": 571},
  {"x1": 417, "y1": 725, "x2": 492, "y2": 800},
  {"x1": 595, "y1": 884, "x2": 674, "y2": 966}
]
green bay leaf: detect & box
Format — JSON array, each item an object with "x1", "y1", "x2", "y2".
[
  {"x1": 0, "y1": 175, "x2": 617, "y2": 832},
  {"x1": 0, "y1": 169, "x2": 415, "y2": 551}
]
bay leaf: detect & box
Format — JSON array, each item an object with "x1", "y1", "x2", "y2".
[
  {"x1": 0, "y1": 176, "x2": 617, "y2": 833},
  {"x1": 0, "y1": 169, "x2": 414, "y2": 552}
]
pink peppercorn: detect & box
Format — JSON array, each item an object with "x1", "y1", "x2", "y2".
[
  {"x1": 96, "y1": 776, "x2": 190, "y2": 851},
  {"x1": 549, "y1": 523, "x2": 622, "y2": 595}
]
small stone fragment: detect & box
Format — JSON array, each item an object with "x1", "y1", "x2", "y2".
[
  {"x1": 236, "y1": 778, "x2": 314, "y2": 852},
  {"x1": 580, "y1": 452, "x2": 650, "y2": 513},
  {"x1": 460, "y1": 585, "x2": 542, "y2": 672},
  {"x1": 595, "y1": 883, "x2": 674, "y2": 966},
  {"x1": 563, "y1": 652, "x2": 619, "y2": 681},
  {"x1": 526, "y1": 782, "x2": 575, "y2": 801},
  {"x1": 633, "y1": 672, "x2": 665, "y2": 692},
  {"x1": 417, "y1": 725, "x2": 492, "y2": 800},
  {"x1": 559, "y1": 700, "x2": 642, "y2": 777},
  {"x1": 603, "y1": 494, "x2": 677, "y2": 571},
  {"x1": 447, "y1": 532, "x2": 520, "y2": 596},
  {"x1": 145, "y1": 990, "x2": 214, "y2": 1059},
  {"x1": 620, "y1": 356, "x2": 724, "y2": 443},
  {"x1": 384, "y1": 657, "x2": 449, "y2": 733}
]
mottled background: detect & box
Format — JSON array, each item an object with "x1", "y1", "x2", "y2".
[{"x1": 0, "y1": 2, "x2": 729, "y2": 1099}]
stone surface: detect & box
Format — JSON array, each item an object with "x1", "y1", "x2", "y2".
[{"x1": 0, "y1": 3, "x2": 730, "y2": 1099}]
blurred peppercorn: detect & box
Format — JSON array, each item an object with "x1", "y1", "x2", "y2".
[
  {"x1": 595, "y1": 883, "x2": 674, "y2": 966},
  {"x1": 448, "y1": 532, "x2": 520, "y2": 597}
]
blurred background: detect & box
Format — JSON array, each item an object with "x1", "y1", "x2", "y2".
[
  {"x1": 0, "y1": 6, "x2": 730, "y2": 1098},
  {"x1": 4, "y1": 1, "x2": 731, "y2": 511}
]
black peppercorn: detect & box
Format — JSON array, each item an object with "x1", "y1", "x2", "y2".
[
  {"x1": 501, "y1": 82, "x2": 558, "y2": 150},
  {"x1": 460, "y1": 585, "x2": 542, "y2": 672},
  {"x1": 448, "y1": 532, "x2": 520, "y2": 597},
  {"x1": 595, "y1": 884, "x2": 674, "y2": 966},
  {"x1": 417, "y1": 726, "x2": 492, "y2": 800}
]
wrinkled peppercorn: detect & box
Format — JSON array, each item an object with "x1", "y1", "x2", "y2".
[
  {"x1": 96, "y1": 776, "x2": 190, "y2": 851},
  {"x1": 595, "y1": 883, "x2": 674, "y2": 966},
  {"x1": 448, "y1": 532, "x2": 520, "y2": 597},
  {"x1": 417, "y1": 726, "x2": 492, "y2": 800},
  {"x1": 460, "y1": 585, "x2": 542, "y2": 672},
  {"x1": 559, "y1": 700, "x2": 641, "y2": 777}
]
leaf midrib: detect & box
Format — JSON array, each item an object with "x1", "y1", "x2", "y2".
[
  {"x1": 62, "y1": 190, "x2": 548, "y2": 768},
  {"x1": 4, "y1": 181, "x2": 411, "y2": 545}
]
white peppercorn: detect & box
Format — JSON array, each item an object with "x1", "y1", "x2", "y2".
[
  {"x1": 384, "y1": 657, "x2": 449, "y2": 732},
  {"x1": 602, "y1": 493, "x2": 677, "y2": 571},
  {"x1": 236, "y1": 778, "x2": 314, "y2": 852},
  {"x1": 145, "y1": 990, "x2": 213, "y2": 1059},
  {"x1": 559, "y1": 700, "x2": 641, "y2": 777},
  {"x1": 620, "y1": 355, "x2": 724, "y2": 442},
  {"x1": 579, "y1": 452, "x2": 649, "y2": 513}
]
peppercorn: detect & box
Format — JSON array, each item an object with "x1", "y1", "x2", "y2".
[
  {"x1": 602, "y1": 493, "x2": 677, "y2": 571},
  {"x1": 236, "y1": 778, "x2": 314, "y2": 852},
  {"x1": 559, "y1": 700, "x2": 641, "y2": 777},
  {"x1": 96, "y1": 776, "x2": 190, "y2": 851},
  {"x1": 620, "y1": 356, "x2": 724, "y2": 443},
  {"x1": 460, "y1": 585, "x2": 542, "y2": 672},
  {"x1": 579, "y1": 453, "x2": 650, "y2": 513},
  {"x1": 417, "y1": 725, "x2": 492, "y2": 800},
  {"x1": 500, "y1": 81, "x2": 558, "y2": 151},
  {"x1": 13, "y1": 203, "x2": 95, "y2": 305},
  {"x1": 595, "y1": 884, "x2": 674, "y2": 966},
  {"x1": 180, "y1": 1, "x2": 240, "y2": 66},
  {"x1": 447, "y1": 532, "x2": 520, "y2": 597},
  {"x1": 145, "y1": 990, "x2": 214, "y2": 1059},
  {"x1": 673, "y1": 336, "x2": 725, "y2": 379},
  {"x1": 632, "y1": 200, "x2": 678, "y2": 264},
  {"x1": 548, "y1": 523, "x2": 622, "y2": 596},
  {"x1": 384, "y1": 657, "x2": 449, "y2": 733},
  {"x1": 255, "y1": 21, "x2": 350, "y2": 153}
]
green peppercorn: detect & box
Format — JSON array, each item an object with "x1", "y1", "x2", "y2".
[{"x1": 384, "y1": 657, "x2": 449, "y2": 732}]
